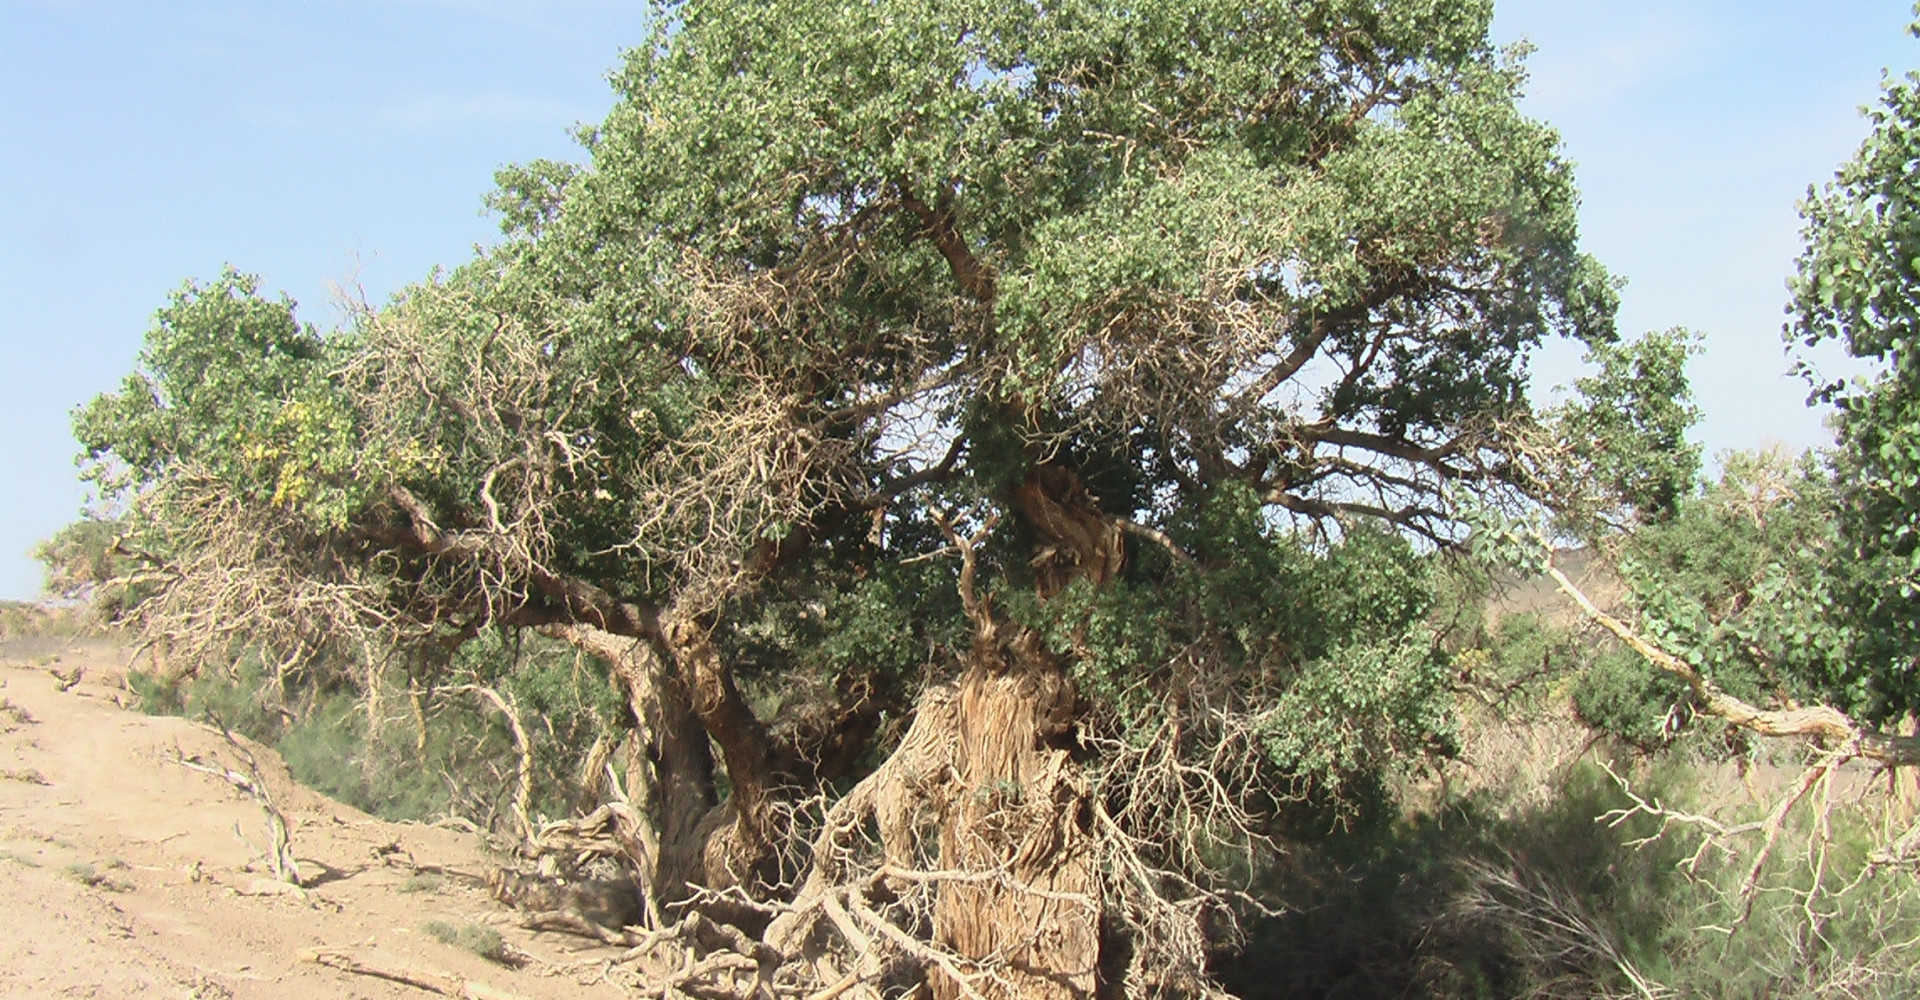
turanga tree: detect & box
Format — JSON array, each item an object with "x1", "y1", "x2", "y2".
[{"x1": 74, "y1": 2, "x2": 1635, "y2": 996}]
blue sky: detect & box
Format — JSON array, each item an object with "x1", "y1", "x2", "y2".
[{"x1": 0, "y1": 1, "x2": 1913, "y2": 601}]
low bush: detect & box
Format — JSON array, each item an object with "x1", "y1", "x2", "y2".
[
  {"x1": 1219, "y1": 755, "x2": 1920, "y2": 999},
  {"x1": 422, "y1": 919, "x2": 509, "y2": 964},
  {"x1": 124, "y1": 630, "x2": 626, "y2": 831}
]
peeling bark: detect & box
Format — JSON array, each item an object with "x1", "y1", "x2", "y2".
[
  {"x1": 1013, "y1": 463, "x2": 1126, "y2": 599},
  {"x1": 924, "y1": 462, "x2": 1118, "y2": 1000},
  {"x1": 934, "y1": 663, "x2": 1100, "y2": 1000}
]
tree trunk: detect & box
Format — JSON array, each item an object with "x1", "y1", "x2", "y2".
[
  {"x1": 634, "y1": 648, "x2": 721, "y2": 905},
  {"x1": 665, "y1": 616, "x2": 790, "y2": 893},
  {"x1": 927, "y1": 463, "x2": 1120, "y2": 1000},
  {"x1": 546, "y1": 624, "x2": 717, "y2": 909},
  {"x1": 933, "y1": 658, "x2": 1100, "y2": 1000}
]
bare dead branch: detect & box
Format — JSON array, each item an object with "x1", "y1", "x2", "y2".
[
  {"x1": 445, "y1": 684, "x2": 536, "y2": 843},
  {"x1": 302, "y1": 947, "x2": 528, "y2": 999},
  {"x1": 165, "y1": 728, "x2": 301, "y2": 887}
]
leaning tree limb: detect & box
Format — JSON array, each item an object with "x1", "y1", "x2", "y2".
[
  {"x1": 1548, "y1": 559, "x2": 1918, "y2": 923},
  {"x1": 444, "y1": 684, "x2": 536, "y2": 843},
  {"x1": 1546, "y1": 560, "x2": 1920, "y2": 766}
]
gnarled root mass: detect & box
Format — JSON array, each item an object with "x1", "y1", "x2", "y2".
[{"x1": 512, "y1": 677, "x2": 1245, "y2": 1000}]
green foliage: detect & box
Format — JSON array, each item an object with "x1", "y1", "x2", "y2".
[
  {"x1": 1617, "y1": 450, "x2": 1864, "y2": 715},
  {"x1": 73, "y1": 0, "x2": 1630, "y2": 786},
  {"x1": 273, "y1": 695, "x2": 458, "y2": 823},
  {"x1": 127, "y1": 651, "x2": 289, "y2": 737},
  {"x1": 74, "y1": 269, "x2": 355, "y2": 517},
  {"x1": 1568, "y1": 644, "x2": 1688, "y2": 752},
  {"x1": 32, "y1": 516, "x2": 130, "y2": 606},
  {"x1": 1255, "y1": 635, "x2": 1455, "y2": 804},
  {"x1": 66, "y1": 4, "x2": 1718, "y2": 991},
  {"x1": 999, "y1": 508, "x2": 1455, "y2": 802},
  {"x1": 1792, "y1": 19, "x2": 1920, "y2": 714},
  {"x1": 1450, "y1": 599, "x2": 1687, "y2": 753},
  {"x1": 725, "y1": 554, "x2": 968, "y2": 721},
  {"x1": 421, "y1": 920, "x2": 509, "y2": 964},
  {"x1": 1551, "y1": 328, "x2": 1703, "y2": 526},
  {"x1": 129, "y1": 634, "x2": 625, "y2": 830}
]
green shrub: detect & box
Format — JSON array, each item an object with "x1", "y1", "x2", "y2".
[
  {"x1": 123, "y1": 631, "x2": 626, "y2": 832},
  {"x1": 397, "y1": 872, "x2": 443, "y2": 894},
  {"x1": 421, "y1": 920, "x2": 508, "y2": 964},
  {"x1": 1569, "y1": 646, "x2": 1690, "y2": 752}
]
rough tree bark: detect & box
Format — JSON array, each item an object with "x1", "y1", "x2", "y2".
[
  {"x1": 929, "y1": 463, "x2": 1121, "y2": 1000},
  {"x1": 663, "y1": 615, "x2": 793, "y2": 894},
  {"x1": 544, "y1": 624, "x2": 718, "y2": 911}
]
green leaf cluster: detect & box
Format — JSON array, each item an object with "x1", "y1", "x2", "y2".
[{"x1": 1791, "y1": 19, "x2": 1920, "y2": 713}]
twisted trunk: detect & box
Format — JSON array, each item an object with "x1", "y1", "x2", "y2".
[
  {"x1": 544, "y1": 625, "x2": 718, "y2": 909},
  {"x1": 664, "y1": 616, "x2": 791, "y2": 893},
  {"x1": 929, "y1": 463, "x2": 1122, "y2": 1000}
]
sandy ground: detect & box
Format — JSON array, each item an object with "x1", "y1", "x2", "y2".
[{"x1": 0, "y1": 637, "x2": 633, "y2": 999}]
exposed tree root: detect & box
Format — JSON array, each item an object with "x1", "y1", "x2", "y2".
[{"x1": 489, "y1": 658, "x2": 1260, "y2": 1000}]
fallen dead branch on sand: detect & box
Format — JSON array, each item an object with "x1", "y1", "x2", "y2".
[
  {"x1": 163, "y1": 721, "x2": 302, "y2": 887},
  {"x1": 303, "y1": 947, "x2": 530, "y2": 999}
]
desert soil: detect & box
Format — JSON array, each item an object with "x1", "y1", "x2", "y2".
[{"x1": 0, "y1": 636, "x2": 633, "y2": 999}]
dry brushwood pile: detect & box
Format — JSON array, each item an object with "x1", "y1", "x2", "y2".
[{"x1": 55, "y1": 1, "x2": 1920, "y2": 998}]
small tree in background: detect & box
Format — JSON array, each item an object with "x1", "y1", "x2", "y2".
[{"x1": 1793, "y1": 21, "x2": 1920, "y2": 719}]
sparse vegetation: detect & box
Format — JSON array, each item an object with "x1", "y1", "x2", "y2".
[
  {"x1": 62, "y1": 860, "x2": 132, "y2": 893},
  {"x1": 127, "y1": 632, "x2": 622, "y2": 828},
  {"x1": 0, "y1": 601, "x2": 97, "y2": 641},
  {"x1": 0, "y1": 699, "x2": 37, "y2": 732},
  {"x1": 421, "y1": 919, "x2": 508, "y2": 964},
  {"x1": 397, "y1": 872, "x2": 444, "y2": 894}
]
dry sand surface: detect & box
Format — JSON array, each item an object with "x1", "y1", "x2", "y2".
[{"x1": 0, "y1": 637, "x2": 633, "y2": 999}]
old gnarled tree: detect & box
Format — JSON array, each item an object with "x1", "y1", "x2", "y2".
[{"x1": 73, "y1": 1, "x2": 1636, "y2": 996}]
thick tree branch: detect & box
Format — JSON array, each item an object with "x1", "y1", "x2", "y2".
[
  {"x1": 898, "y1": 182, "x2": 995, "y2": 302},
  {"x1": 1548, "y1": 561, "x2": 1920, "y2": 766},
  {"x1": 1115, "y1": 517, "x2": 1196, "y2": 570},
  {"x1": 1309, "y1": 426, "x2": 1463, "y2": 465}
]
